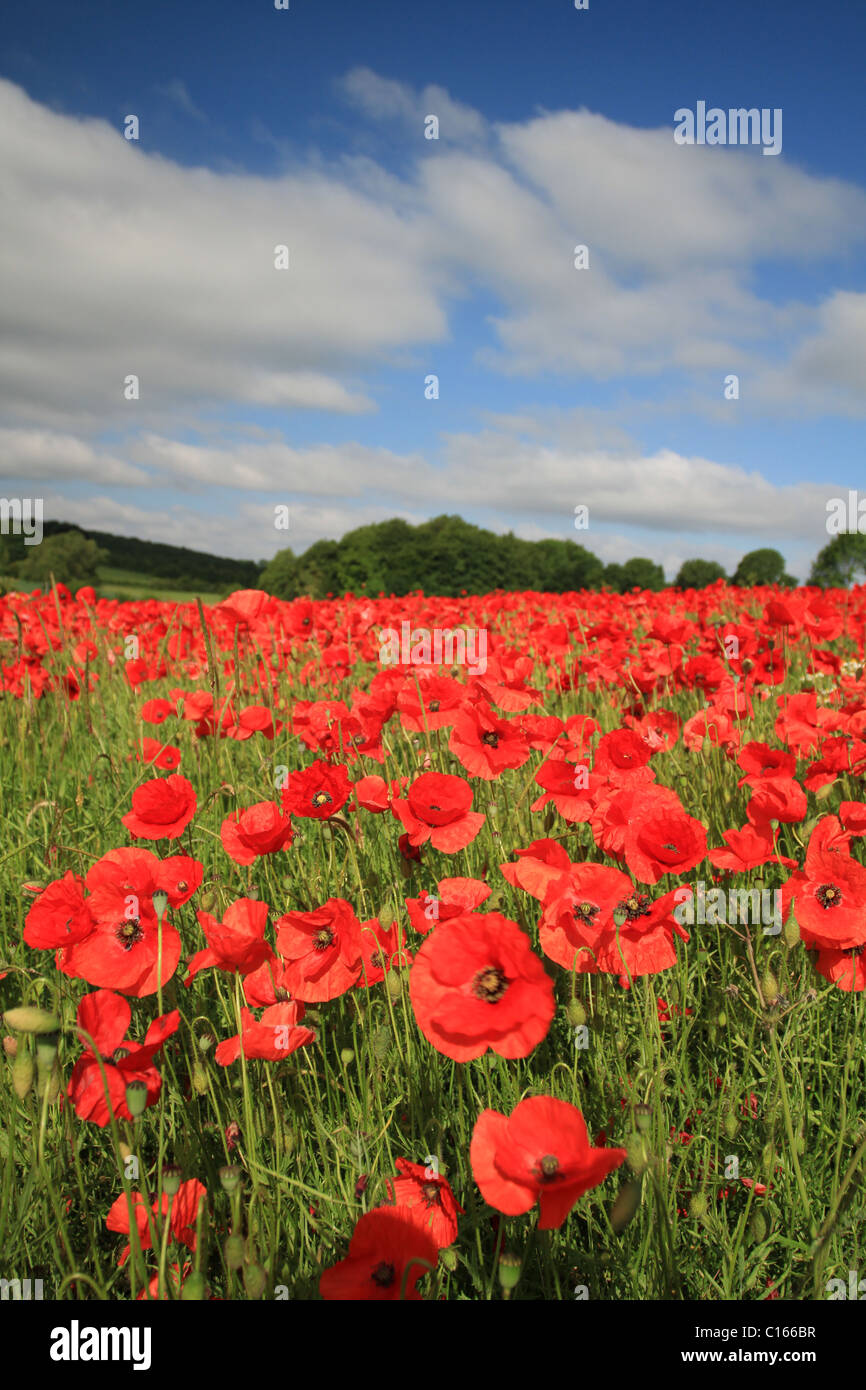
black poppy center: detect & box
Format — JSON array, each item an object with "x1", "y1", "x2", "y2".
[
  {"x1": 472, "y1": 966, "x2": 509, "y2": 1002},
  {"x1": 816, "y1": 884, "x2": 842, "y2": 909},
  {"x1": 115, "y1": 919, "x2": 144, "y2": 951},
  {"x1": 313, "y1": 929, "x2": 335, "y2": 952},
  {"x1": 617, "y1": 893, "x2": 652, "y2": 921},
  {"x1": 312, "y1": 790, "x2": 333, "y2": 808},
  {"x1": 573, "y1": 900, "x2": 600, "y2": 927},
  {"x1": 428, "y1": 700, "x2": 441, "y2": 712},
  {"x1": 538, "y1": 1154, "x2": 560, "y2": 1182},
  {"x1": 481, "y1": 732, "x2": 500, "y2": 748},
  {"x1": 422, "y1": 1182, "x2": 441, "y2": 1206},
  {"x1": 371, "y1": 1261, "x2": 395, "y2": 1288}
]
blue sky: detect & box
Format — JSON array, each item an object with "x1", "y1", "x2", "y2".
[{"x1": 2, "y1": 0, "x2": 864, "y2": 579}]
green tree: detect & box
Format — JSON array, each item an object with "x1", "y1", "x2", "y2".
[
  {"x1": 732, "y1": 547, "x2": 786, "y2": 586},
  {"x1": 674, "y1": 559, "x2": 727, "y2": 589},
  {"x1": 621, "y1": 557, "x2": 666, "y2": 591},
  {"x1": 18, "y1": 529, "x2": 106, "y2": 587},
  {"x1": 294, "y1": 539, "x2": 342, "y2": 599},
  {"x1": 259, "y1": 546, "x2": 301, "y2": 599},
  {"x1": 809, "y1": 533, "x2": 866, "y2": 589}
]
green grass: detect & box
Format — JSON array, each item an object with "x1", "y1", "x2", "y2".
[{"x1": 0, "y1": 608, "x2": 863, "y2": 1302}]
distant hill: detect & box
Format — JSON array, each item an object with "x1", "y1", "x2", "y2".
[{"x1": 0, "y1": 521, "x2": 264, "y2": 591}]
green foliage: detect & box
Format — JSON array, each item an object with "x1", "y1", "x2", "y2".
[
  {"x1": 260, "y1": 515, "x2": 607, "y2": 599},
  {"x1": 733, "y1": 548, "x2": 787, "y2": 587},
  {"x1": 18, "y1": 530, "x2": 107, "y2": 587},
  {"x1": 603, "y1": 557, "x2": 666, "y2": 593},
  {"x1": 809, "y1": 533, "x2": 866, "y2": 589},
  {"x1": 674, "y1": 559, "x2": 727, "y2": 590}
]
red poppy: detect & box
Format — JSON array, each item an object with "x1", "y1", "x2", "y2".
[
  {"x1": 106, "y1": 1180, "x2": 207, "y2": 1265},
  {"x1": 384, "y1": 1159, "x2": 464, "y2": 1247},
  {"x1": 319, "y1": 1207, "x2": 438, "y2": 1301},
  {"x1": 405, "y1": 876, "x2": 491, "y2": 935},
  {"x1": 215, "y1": 1002, "x2": 315, "y2": 1065},
  {"x1": 24, "y1": 871, "x2": 94, "y2": 950},
  {"x1": 275, "y1": 898, "x2": 364, "y2": 1001},
  {"x1": 392, "y1": 772, "x2": 485, "y2": 853},
  {"x1": 67, "y1": 989, "x2": 179, "y2": 1126},
  {"x1": 281, "y1": 759, "x2": 351, "y2": 820},
  {"x1": 623, "y1": 806, "x2": 708, "y2": 885},
  {"x1": 409, "y1": 911, "x2": 555, "y2": 1061},
  {"x1": 470, "y1": 1096, "x2": 627, "y2": 1229},
  {"x1": 185, "y1": 898, "x2": 275, "y2": 985},
  {"x1": 358, "y1": 917, "x2": 411, "y2": 987},
  {"x1": 220, "y1": 802, "x2": 294, "y2": 866},
  {"x1": 122, "y1": 773, "x2": 197, "y2": 841},
  {"x1": 449, "y1": 702, "x2": 531, "y2": 780}
]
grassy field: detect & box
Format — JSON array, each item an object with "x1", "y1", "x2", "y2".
[{"x1": 0, "y1": 582, "x2": 864, "y2": 1302}]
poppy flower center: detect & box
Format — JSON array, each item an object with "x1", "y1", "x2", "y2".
[
  {"x1": 313, "y1": 929, "x2": 335, "y2": 952},
  {"x1": 428, "y1": 804, "x2": 441, "y2": 812},
  {"x1": 663, "y1": 842, "x2": 680, "y2": 853},
  {"x1": 370, "y1": 951, "x2": 386, "y2": 970},
  {"x1": 312, "y1": 791, "x2": 333, "y2": 808},
  {"x1": 274, "y1": 986, "x2": 290, "y2": 1002},
  {"x1": 422, "y1": 1182, "x2": 441, "y2": 1205},
  {"x1": 573, "y1": 901, "x2": 600, "y2": 927},
  {"x1": 176, "y1": 880, "x2": 188, "y2": 892},
  {"x1": 481, "y1": 732, "x2": 500, "y2": 748},
  {"x1": 115, "y1": 919, "x2": 144, "y2": 950},
  {"x1": 816, "y1": 883, "x2": 842, "y2": 909},
  {"x1": 538, "y1": 1154, "x2": 560, "y2": 1182},
  {"x1": 617, "y1": 893, "x2": 651, "y2": 921},
  {"x1": 112, "y1": 1046, "x2": 132, "y2": 1062},
  {"x1": 471, "y1": 966, "x2": 509, "y2": 1002},
  {"x1": 371, "y1": 1261, "x2": 395, "y2": 1288},
  {"x1": 428, "y1": 700, "x2": 441, "y2": 712}
]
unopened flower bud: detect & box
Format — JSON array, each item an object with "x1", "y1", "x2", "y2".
[
  {"x1": 4, "y1": 1006, "x2": 60, "y2": 1034},
  {"x1": 181, "y1": 1271, "x2": 208, "y2": 1300},
  {"x1": 565, "y1": 998, "x2": 586, "y2": 1028},
  {"x1": 12, "y1": 1048, "x2": 34, "y2": 1098},
  {"x1": 243, "y1": 1261, "x2": 268, "y2": 1299},
  {"x1": 224, "y1": 1233, "x2": 246, "y2": 1270}
]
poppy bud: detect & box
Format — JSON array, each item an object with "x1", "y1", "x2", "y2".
[
  {"x1": 761, "y1": 970, "x2": 779, "y2": 1006},
  {"x1": 783, "y1": 909, "x2": 800, "y2": 949},
  {"x1": 565, "y1": 998, "x2": 586, "y2": 1028},
  {"x1": 625, "y1": 1135, "x2": 649, "y2": 1176},
  {"x1": 199, "y1": 889, "x2": 217, "y2": 913},
  {"x1": 243, "y1": 1261, "x2": 268, "y2": 1299},
  {"x1": 724, "y1": 1112, "x2": 739, "y2": 1141},
  {"x1": 125, "y1": 1079, "x2": 148, "y2": 1117},
  {"x1": 224, "y1": 1234, "x2": 246, "y2": 1270},
  {"x1": 151, "y1": 889, "x2": 169, "y2": 921},
  {"x1": 192, "y1": 1062, "x2": 209, "y2": 1095},
  {"x1": 3, "y1": 1036, "x2": 17, "y2": 1057},
  {"x1": 283, "y1": 1130, "x2": 296, "y2": 1156},
  {"x1": 611, "y1": 1179, "x2": 643, "y2": 1232},
  {"x1": 688, "y1": 1193, "x2": 709, "y2": 1220},
  {"x1": 181, "y1": 1271, "x2": 208, "y2": 1300},
  {"x1": 4, "y1": 1006, "x2": 60, "y2": 1034},
  {"x1": 340, "y1": 1047, "x2": 355, "y2": 1065},
  {"x1": 12, "y1": 1048, "x2": 34, "y2": 1098},
  {"x1": 498, "y1": 1251, "x2": 522, "y2": 1295},
  {"x1": 385, "y1": 970, "x2": 403, "y2": 1000},
  {"x1": 439, "y1": 1246, "x2": 458, "y2": 1273},
  {"x1": 22, "y1": 881, "x2": 46, "y2": 895},
  {"x1": 814, "y1": 781, "x2": 837, "y2": 802},
  {"x1": 378, "y1": 905, "x2": 396, "y2": 930}
]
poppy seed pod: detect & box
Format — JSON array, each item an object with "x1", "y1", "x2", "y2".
[
  {"x1": 498, "y1": 1251, "x2": 522, "y2": 1293},
  {"x1": 151, "y1": 889, "x2": 169, "y2": 921},
  {"x1": 219, "y1": 1164, "x2": 243, "y2": 1195},
  {"x1": 161, "y1": 1164, "x2": 183, "y2": 1197},
  {"x1": 125, "y1": 1079, "x2": 148, "y2": 1117}
]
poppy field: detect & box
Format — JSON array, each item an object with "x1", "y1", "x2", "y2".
[{"x1": 1, "y1": 578, "x2": 865, "y2": 1303}]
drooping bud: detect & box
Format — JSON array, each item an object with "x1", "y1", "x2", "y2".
[
  {"x1": 611, "y1": 1179, "x2": 643, "y2": 1233},
  {"x1": 4, "y1": 1006, "x2": 60, "y2": 1034},
  {"x1": 12, "y1": 1047, "x2": 34, "y2": 1098},
  {"x1": 385, "y1": 970, "x2": 403, "y2": 1000},
  {"x1": 565, "y1": 998, "x2": 586, "y2": 1028},
  {"x1": 243, "y1": 1261, "x2": 268, "y2": 1299},
  {"x1": 181, "y1": 1271, "x2": 208, "y2": 1300},
  {"x1": 761, "y1": 969, "x2": 779, "y2": 1006}
]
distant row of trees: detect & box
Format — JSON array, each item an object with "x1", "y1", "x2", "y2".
[
  {"x1": 3, "y1": 515, "x2": 863, "y2": 598},
  {"x1": 259, "y1": 516, "x2": 815, "y2": 599}
]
